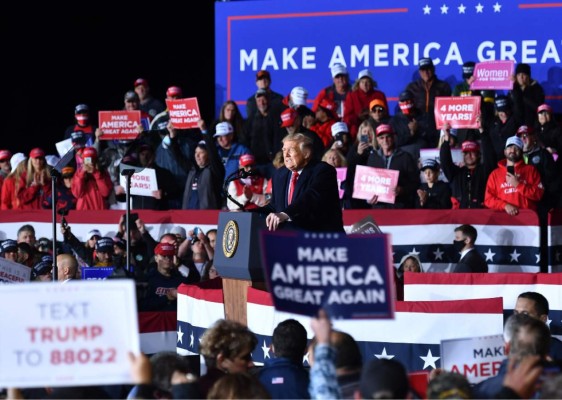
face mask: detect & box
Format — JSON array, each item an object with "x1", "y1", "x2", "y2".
[
  {"x1": 399, "y1": 101, "x2": 413, "y2": 115},
  {"x1": 453, "y1": 239, "x2": 465, "y2": 253},
  {"x1": 75, "y1": 115, "x2": 89, "y2": 126}
]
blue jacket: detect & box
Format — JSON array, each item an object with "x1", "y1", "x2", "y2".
[{"x1": 258, "y1": 357, "x2": 311, "y2": 399}]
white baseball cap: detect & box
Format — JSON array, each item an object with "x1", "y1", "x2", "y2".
[
  {"x1": 357, "y1": 69, "x2": 373, "y2": 80},
  {"x1": 214, "y1": 122, "x2": 234, "y2": 137},
  {"x1": 330, "y1": 63, "x2": 348, "y2": 78},
  {"x1": 10, "y1": 152, "x2": 27, "y2": 170},
  {"x1": 290, "y1": 86, "x2": 308, "y2": 106}
]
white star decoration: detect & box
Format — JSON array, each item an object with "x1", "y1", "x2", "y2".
[
  {"x1": 510, "y1": 249, "x2": 521, "y2": 262},
  {"x1": 440, "y1": 4, "x2": 449, "y2": 14},
  {"x1": 493, "y1": 2, "x2": 502, "y2": 12},
  {"x1": 423, "y1": 2, "x2": 502, "y2": 15},
  {"x1": 535, "y1": 253, "x2": 541, "y2": 264},
  {"x1": 420, "y1": 349, "x2": 440, "y2": 369},
  {"x1": 458, "y1": 3, "x2": 466, "y2": 14},
  {"x1": 547, "y1": 318, "x2": 552, "y2": 327},
  {"x1": 375, "y1": 347, "x2": 395, "y2": 360},
  {"x1": 433, "y1": 247, "x2": 444, "y2": 261},
  {"x1": 190, "y1": 331, "x2": 194, "y2": 347},
  {"x1": 177, "y1": 325, "x2": 184, "y2": 344},
  {"x1": 261, "y1": 340, "x2": 271, "y2": 359},
  {"x1": 303, "y1": 351, "x2": 310, "y2": 365},
  {"x1": 423, "y1": 4, "x2": 431, "y2": 14},
  {"x1": 476, "y1": 3, "x2": 484, "y2": 13},
  {"x1": 410, "y1": 248, "x2": 420, "y2": 257},
  {"x1": 484, "y1": 248, "x2": 496, "y2": 262}
]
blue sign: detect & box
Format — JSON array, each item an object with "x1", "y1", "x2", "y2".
[
  {"x1": 260, "y1": 230, "x2": 395, "y2": 319},
  {"x1": 82, "y1": 267, "x2": 114, "y2": 280},
  {"x1": 216, "y1": 0, "x2": 562, "y2": 115}
]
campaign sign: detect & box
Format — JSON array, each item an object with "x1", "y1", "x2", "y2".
[
  {"x1": 166, "y1": 98, "x2": 201, "y2": 129},
  {"x1": 119, "y1": 166, "x2": 158, "y2": 197},
  {"x1": 440, "y1": 334, "x2": 505, "y2": 384},
  {"x1": 98, "y1": 111, "x2": 142, "y2": 140},
  {"x1": 336, "y1": 167, "x2": 347, "y2": 199},
  {"x1": 260, "y1": 230, "x2": 395, "y2": 319},
  {"x1": 0, "y1": 280, "x2": 140, "y2": 387},
  {"x1": 434, "y1": 96, "x2": 481, "y2": 129},
  {"x1": 352, "y1": 165, "x2": 399, "y2": 204},
  {"x1": 0, "y1": 258, "x2": 31, "y2": 283},
  {"x1": 470, "y1": 60, "x2": 515, "y2": 90},
  {"x1": 81, "y1": 267, "x2": 114, "y2": 280}
]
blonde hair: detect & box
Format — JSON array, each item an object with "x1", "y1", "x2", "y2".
[{"x1": 25, "y1": 157, "x2": 49, "y2": 187}]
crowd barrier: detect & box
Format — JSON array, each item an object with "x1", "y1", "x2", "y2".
[
  {"x1": 176, "y1": 282, "x2": 504, "y2": 373},
  {"x1": 1, "y1": 208, "x2": 560, "y2": 272}
]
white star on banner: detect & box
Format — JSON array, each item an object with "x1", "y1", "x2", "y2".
[
  {"x1": 547, "y1": 318, "x2": 552, "y2": 327},
  {"x1": 440, "y1": 4, "x2": 449, "y2": 14},
  {"x1": 510, "y1": 249, "x2": 521, "y2": 262},
  {"x1": 375, "y1": 347, "x2": 395, "y2": 360},
  {"x1": 410, "y1": 248, "x2": 420, "y2": 256},
  {"x1": 177, "y1": 325, "x2": 184, "y2": 344},
  {"x1": 484, "y1": 248, "x2": 496, "y2": 262},
  {"x1": 493, "y1": 2, "x2": 502, "y2": 12},
  {"x1": 303, "y1": 351, "x2": 310, "y2": 365},
  {"x1": 190, "y1": 331, "x2": 194, "y2": 347},
  {"x1": 261, "y1": 340, "x2": 271, "y2": 359},
  {"x1": 476, "y1": 3, "x2": 484, "y2": 13},
  {"x1": 423, "y1": 4, "x2": 431, "y2": 14},
  {"x1": 535, "y1": 253, "x2": 541, "y2": 264},
  {"x1": 420, "y1": 349, "x2": 440, "y2": 369},
  {"x1": 458, "y1": 3, "x2": 466, "y2": 14},
  {"x1": 433, "y1": 248, "x2": 444, "y2": 261}
]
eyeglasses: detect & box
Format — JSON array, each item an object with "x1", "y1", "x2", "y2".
[{"x1": 371, "y1": 107, "x2": 385, "y2": 113}]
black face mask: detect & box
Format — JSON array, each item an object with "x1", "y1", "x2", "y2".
[{"x1": 453, "y1": 239, "x2": 465, "y2": 253}]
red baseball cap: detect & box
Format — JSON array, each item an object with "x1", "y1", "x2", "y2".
[
  {"x1": 375, "y1": 124, "x2": 393, "y2": 136},
  {"x1": 537, "y1": 104, "x2": 552, "y2": 114},
  {"x1": 0, "y1": 150, "x2": 12, "y2": 161},
  {"x1": 516, "y1": 125, "x2": 533, "y2": 136},
  {"x1": 280, "y1": 108, "x2": 298, "y2": 128},
  {"x1": 134, "y1": 78, "x2": 148, "y2": 87},
  {"x1": 166, "y1": 86, "x2": 182, "y2": 97},
  {"x1": 29, "y1": 148, "x2": 45, "y2": 159},
  {"x1": 239, "y1": 154, "x2": 255, "y2": 167},
  {"x1": 461, "y1": 141, "x2": 480, "y2": 152},
  {"x1": 82, "y1": 147, "x2": 98, "y2": 159},
  {"x1": 154, "y1": 242, "x2": 176, "y2": 256},
  {"x1": 318, "y1": 98, "x2": 338, "y2": 119}
]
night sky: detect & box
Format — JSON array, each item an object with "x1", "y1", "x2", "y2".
[{"x1": 1, "y1": 6, "x2": 216, "y2": 157}]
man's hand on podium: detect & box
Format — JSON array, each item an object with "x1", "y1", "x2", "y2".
[{"x1": 266, "y1": 212, "x2": 289, "y2": 231}]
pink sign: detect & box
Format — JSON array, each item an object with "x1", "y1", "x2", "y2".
[
  {"x1": 336, "y1": 167, "x2": 347, "y2": 199},
  {"x1": 98, "y1": 111, "x2": 141, "y2": 140},
  {"x1": 434, "y1": 96, "x2": 481, "y2": 129},
  {"x1": 352, "y1": 165, "x2": 399, "y2": 204},
  {"x1": 470, "y1": 60, "x2": 515, "y2": 90},
  {"x1": 166, "y1": 98, "x2": 201, "y2": 129}
]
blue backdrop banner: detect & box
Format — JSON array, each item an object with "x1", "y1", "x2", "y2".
[{"x1": 215, "y1": 0, "x2": 562, "y2": 115}]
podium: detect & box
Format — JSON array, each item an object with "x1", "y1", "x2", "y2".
[{"x1": 214, "y1": 211, "x2": 268, "y2": 325}]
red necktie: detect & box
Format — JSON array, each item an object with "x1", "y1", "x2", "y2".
[{"x1": 288, "y1": 172, "x2": 299, "y2": 205}]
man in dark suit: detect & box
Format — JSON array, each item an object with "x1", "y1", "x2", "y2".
[
  {"x1": 451, "y1": 224, "x2": 488, "y2": 272},
  {"x1": 257, "y1": 133, "x2": 344, "y2": 232}
]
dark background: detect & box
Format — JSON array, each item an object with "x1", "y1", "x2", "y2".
[{"x1": 1, "y1": 6, "x2": 216, "y2": 157}]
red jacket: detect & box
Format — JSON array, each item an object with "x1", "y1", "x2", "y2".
[
  {"x1": 309, "y1": 119, "x2": 337, "y2": 148},
  {"x1": 19, "y1": 180, "x2": 51, "y2": 210},
  {"x1": 71, "y1": 168, "x2": 113, "y2": 210},
  {"x1": 484, "y1": 159, "x2": 544, "y2": 211},
  {"x1": 343, "y1": 88, "x2": 388, "y2": 139},
  {"x1": 1, "y1": 176, "x2": 17, "y2": 209}
]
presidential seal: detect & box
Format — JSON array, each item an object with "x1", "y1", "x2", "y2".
[{"x1": 222, "y1": 220, "x2": 239, "y2": 258}]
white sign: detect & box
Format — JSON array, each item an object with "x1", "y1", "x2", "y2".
[
  {"x1": 0, "y1": 258, "x2": 31, "y2": 283},
  {"x1": 0, "y1": 280, "x2": 140, "y2": 388},
  {"x1": 440, "y1": 334, "x2": 505, "y2": 384},
  {"x1": 119, "y1": 165, "x2": 158, "y2": 197},
  {"x1": 55, "y1": 138, "x2": 74, "y2": 158}
]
